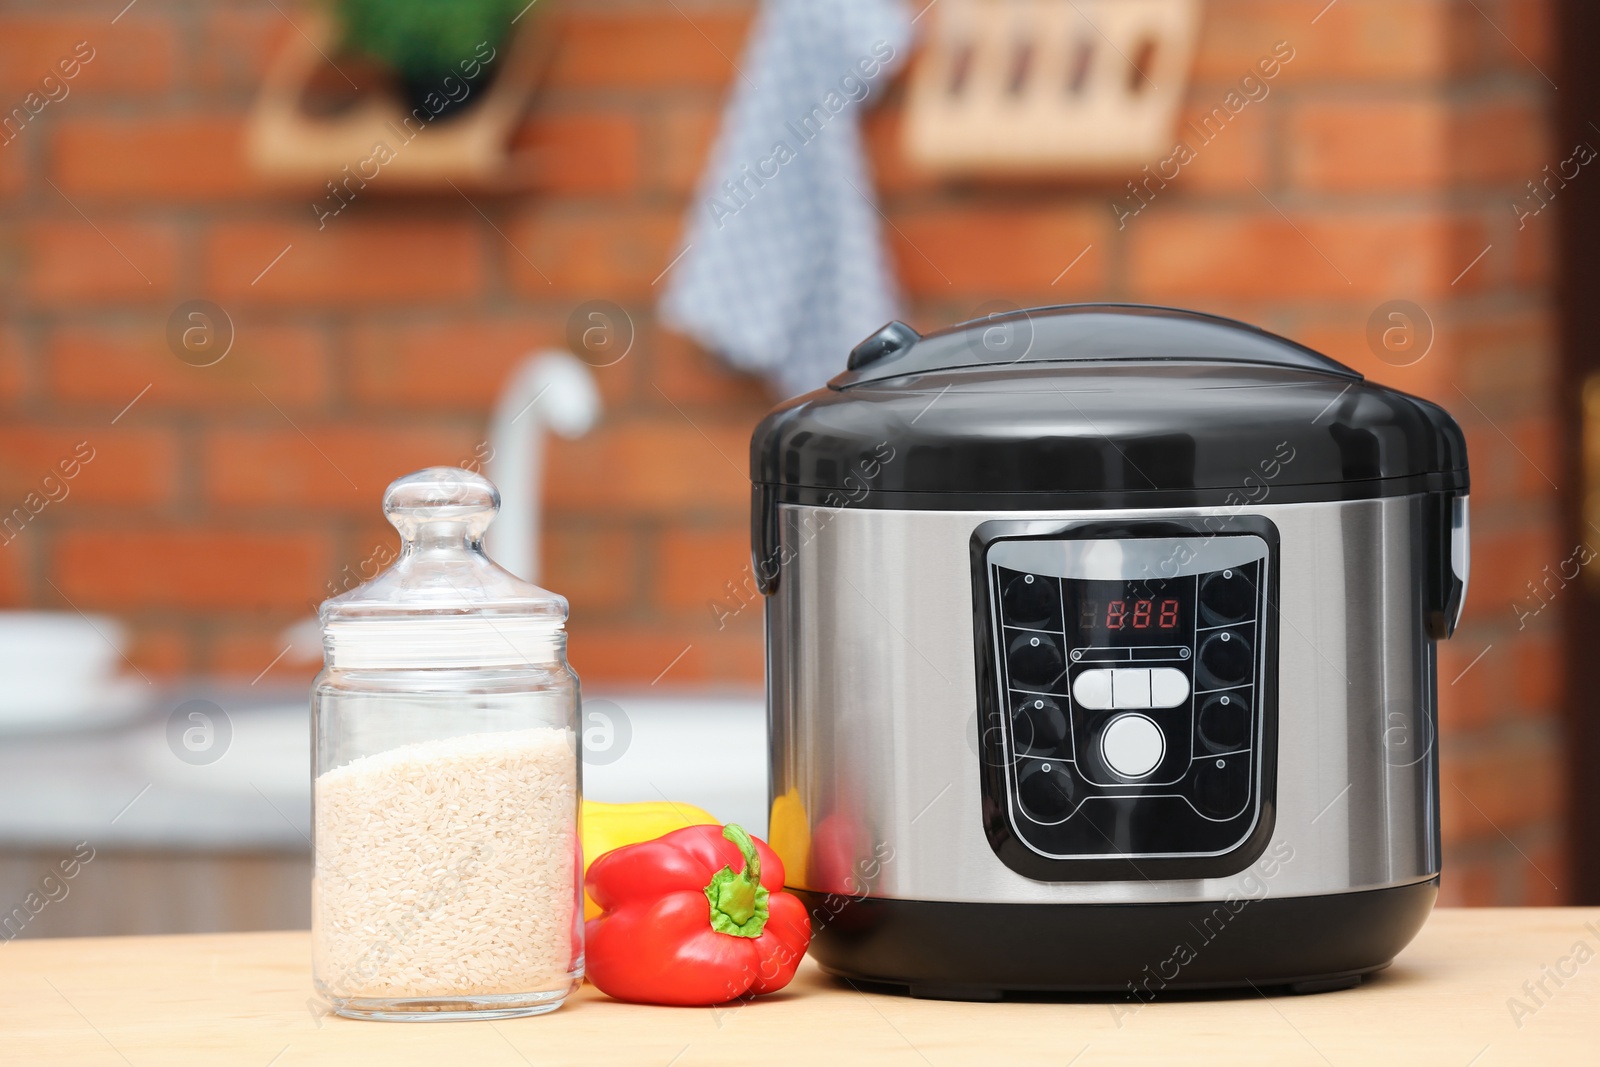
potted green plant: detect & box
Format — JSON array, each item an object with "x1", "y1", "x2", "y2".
[
  {"x1": 333, "y1": 0, "x2": 535, "y2": 118},
  {"x1": 247, "y1": 0, "x2": 555, "y2": 186}
]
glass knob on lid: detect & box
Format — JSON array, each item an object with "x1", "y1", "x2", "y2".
[
  {"x1": 319, "y1": 467, "x2": 568, "y2": 669},
  {"x1": 384, "y1": 465, "x2": 501, "y2": 546}
]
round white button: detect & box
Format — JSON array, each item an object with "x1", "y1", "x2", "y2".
[{"x1": 1101, "y1": 713, "x2": 1165, "y2": 778}]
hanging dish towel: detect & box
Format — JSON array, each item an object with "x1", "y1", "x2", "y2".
[{"x1": 660, "y1": 0, "x2": 912, "y2": 399}]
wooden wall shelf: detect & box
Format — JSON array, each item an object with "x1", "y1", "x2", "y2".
[
  {"x1": 904, "y1": 0, "x2": 1201, "y2": 175},
  {"x1": 245, "y1": 9, "x2": 552, "y2": 191}
]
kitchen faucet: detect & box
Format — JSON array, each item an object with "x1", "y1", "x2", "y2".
[{"x1": 485, "y1": 350, "x2": 601, "y2": 583}]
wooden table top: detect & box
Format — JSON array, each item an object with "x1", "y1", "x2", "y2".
[{"x1": 3, "y1": 908, "x2": 1597, "y2": 1065}]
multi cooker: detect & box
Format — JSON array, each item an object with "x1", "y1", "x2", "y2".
[{"x1": 752, "y1": 304, "x2": 1469, "y2": 999}]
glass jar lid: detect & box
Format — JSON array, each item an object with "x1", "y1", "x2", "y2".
[{"x1": 319, "y1": 467, "x2": 568, "y2": 669}]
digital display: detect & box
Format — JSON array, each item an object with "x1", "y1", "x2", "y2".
[
  {"x1": 1064, "y1": 577, "x2": 1196, "y2": 648},
  {"x1": 1076, "y1": 598, "x2": 1182, "y2": 631}
]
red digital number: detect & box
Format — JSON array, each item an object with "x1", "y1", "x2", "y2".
[
  {"x1": 1131, "y1": 600, "x2": 1152, "y2": 629},
  {"x1": 1159, "y1": 599, "x2": 1180, "y2": 628},
  {"x1": 1106, "y1": 601, "x2": 1125, "y2": 629}
]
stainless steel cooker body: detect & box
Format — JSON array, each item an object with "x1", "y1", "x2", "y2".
[
  {"x1": 751, "y1": 304, "x2": 1469, "y2": 996},
  {"x1": 766, "y1": 497, "x2": 1442, "y2": 907}
]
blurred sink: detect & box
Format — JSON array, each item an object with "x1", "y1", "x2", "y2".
[
  {"x1": 129, "y1": 688, "x2": 769, "y2": 842},
  {"x1": 136, "y1": 702, "x2": 310, "y2": 797}
]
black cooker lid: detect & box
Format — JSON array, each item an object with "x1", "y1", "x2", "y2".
[{"x1": 750, "y1": 304, "x2": 1468, "y2": 507}]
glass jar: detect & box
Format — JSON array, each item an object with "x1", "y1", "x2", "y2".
[{"x1": 310, "y1": 468, "x2": 583, "y2": 1021}]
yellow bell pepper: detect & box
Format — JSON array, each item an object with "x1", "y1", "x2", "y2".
[{"x1": 581, "y1": 800, "x2": 720, "y2": 919}]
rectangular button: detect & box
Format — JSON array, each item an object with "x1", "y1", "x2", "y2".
[
  {"x1": 1149, "y1": 667, "x2": 1191, "y2": 708},
  {"x1": 1071, "y1": 668, "x2": 1113, "y2": 710},
  {"x1": 1111, "y1": 668, "x2": 1151, "y2": 709}
]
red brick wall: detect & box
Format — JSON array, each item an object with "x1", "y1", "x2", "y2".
[
  {"x1": 874, "y1": 0, "x2": 1563, "y2": 905},
  {"x1": 0, "y1": 0, "x2": 1562, "y2": 903}
]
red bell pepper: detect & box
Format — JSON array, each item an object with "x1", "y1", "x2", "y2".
[{"x1": 584, "y1": 823, "x2": 812, "y2": 1006}]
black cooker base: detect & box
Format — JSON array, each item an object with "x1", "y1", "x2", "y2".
[{"x1": 795, "y1": 879, "x2": 1437, "y2": 1001}]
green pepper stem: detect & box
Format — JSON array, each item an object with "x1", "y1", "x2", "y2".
[
  {"x1": 704, "y1": 823, "x2": 770, "y2": 938},
  {"x1": 722, "y1": 823, "x2": 761, "y2": 884}
]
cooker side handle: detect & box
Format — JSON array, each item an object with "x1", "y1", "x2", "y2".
[
  {"x1": 1425, "y1": 491, "x2": 1469, "y2": 640},
  {"x1": 752, "y1": 483, "x2": 781, "y2": 595}
]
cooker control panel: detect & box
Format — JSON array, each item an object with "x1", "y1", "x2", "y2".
[{"x1": 974, "y1": 524, "x2": 1277, "y2": 876}]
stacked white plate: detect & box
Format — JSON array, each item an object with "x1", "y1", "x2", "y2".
[{"x1": 0, "y1": 612, "x2": 147, "y2": 732}]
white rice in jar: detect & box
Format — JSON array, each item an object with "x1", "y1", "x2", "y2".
[{"x1": 312, "y1": 726, "x2": 579, "y2": 999}]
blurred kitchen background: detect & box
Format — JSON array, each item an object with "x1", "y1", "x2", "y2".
[{"x1": 0, "y1": 0, "x2": 1595, "y2": 936}]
